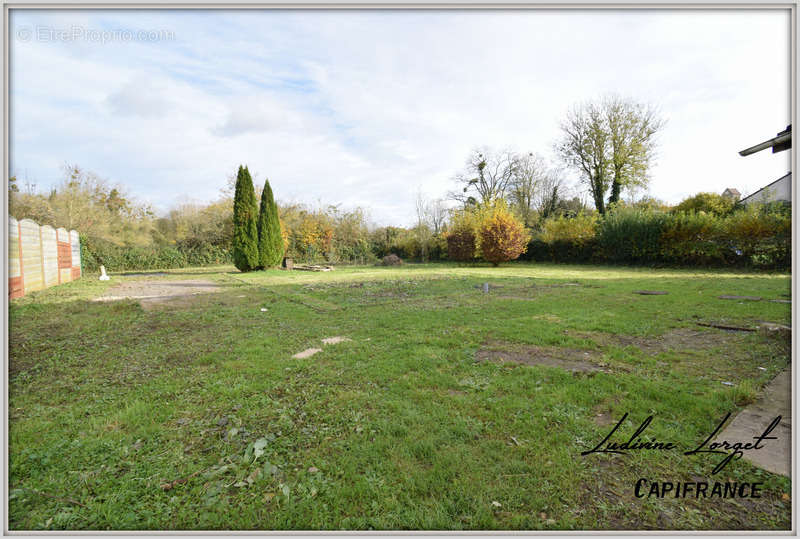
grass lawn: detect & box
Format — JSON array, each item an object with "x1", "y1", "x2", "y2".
[{"x1": 8, "y1": 262, "x2": 792, "y2": 530}]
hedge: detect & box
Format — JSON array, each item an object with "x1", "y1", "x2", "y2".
[
  {"x1": 524, "y1": 204, "x2": 790, "y2": 269},
  {"x1": 80, "y1": 236, "x2": 232, "y2": 272}
]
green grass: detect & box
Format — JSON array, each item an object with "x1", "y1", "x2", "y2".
[{"x1": 8, "y1": 262, "x2": 792, "y2": 530}]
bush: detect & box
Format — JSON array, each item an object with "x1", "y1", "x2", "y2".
[
  {"x1": 672, "y1": 192, "x2": 735, "y2": 216},
  {"x1": 479, "y1": 203, "x2": 530, "y2": 266},
  {"x1": 520, "y1": 201, "x2": 789, "y2": 269},
  {"x1": 659, "y1": 211, "x2": 727, "y2": 265},
  {"x1": 380, "y1": 254, "x2": 403, "y2": 266},
  {"x1": 722, "y1": 204, "x2": 790, "y2": 268},
  {"x1": 446, "y1": 228, "x2": 477, "y2": 262},
  {"x1": 530, "y1": 213, "x2": 598, "y2": 262},
  {"x1": 80, "y1": 235, "x2": 231, "y2": 272},
  {"x1": 445, "y1": 208, "x2": 481, "y2": 262},
  {"x1": 597, "y1": 207, "x2": 667, "y2": 264}
]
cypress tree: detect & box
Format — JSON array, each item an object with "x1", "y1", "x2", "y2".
[
  {"x1": 257, "y1": 178, "x2": 284, "y2": 268},
  {"x1": 232, "y1": 165, "x2": 259, "y2": 272}
]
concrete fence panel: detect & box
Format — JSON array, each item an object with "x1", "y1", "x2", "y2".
[
  {"x1": 8, "y1": 217, "x2": 82, "y2": 299},
  {"x1": 9, "y1": 218, "x2": 23, "y2": 299},
  {"x1": 70, "y1": 229, "x2": 81, "y2": 280},
  {"x1": 20, "y1": 219, "x2": 44, "y2": 295},
  {"x1": 56, "y1": 227, "x2": 73, "y2": 285},
  {"x1": 41, "y1": 225, "x2": 59, "y2": 288}
]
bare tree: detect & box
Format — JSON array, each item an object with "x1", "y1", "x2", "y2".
[
  {"x1": 556, "y1": 95, "x2": 664, "y2": 214},
  {"x1": 450, "y1": 147, "x2": 518, "y2": 206},
  {"x1": 507, "y1": 152, "x2": 549, "y2": 227},
  {"x1": 415, "y1": 191, "x2": 449, "y2": 235},
  {"x1": 535, "y1": 169, "x2": 565, "y2": 220}
]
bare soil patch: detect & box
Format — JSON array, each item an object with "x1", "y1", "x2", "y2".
[
  {"x1": 476, "y1": 340, "x2": 608, "y2": 373},
  {"x1": 592, "y1": 396, "x2": 622, "y2": 426},
  {"x1": 567, "y1": 327, "x2": 744, "y2": 356},
  {"x1": 94, "y1": 279, "x2": 222, "y2": 310}
]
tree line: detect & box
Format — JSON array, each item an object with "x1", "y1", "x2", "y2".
[{"x1": 8, "y1": 94, "x2": 788, "y2": 271}]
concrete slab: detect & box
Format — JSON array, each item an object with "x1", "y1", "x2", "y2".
[
  {"x1": 714, "y1": 368, "x2": 791, "y2": 476},
  {"x1": 292, "y1": 348, "x2": 322, "y2": 359}
]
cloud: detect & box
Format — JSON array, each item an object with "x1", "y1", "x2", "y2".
[
  {"x1": 9, "y1": 9, "x2": 791, "y2": 226},
  {"x1": 212, "y1": 97, "x2": 304, "y2": 137},
  {"x1": 107, "y1": 78, "x2": 172, "y2": 117}
]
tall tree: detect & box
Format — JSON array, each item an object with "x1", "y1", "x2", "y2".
[
  {"x1": 232, "y1": 165, "x2": 259, "y2": 271},
  {"x1": 257, "y1": 178, "x2": 284, "y2": 268},
  {"x1": 605, "y1": 95, "x2": 664, "y2": 205},
  {"x1": 556, "y1": 95, "x2": 664, "y2": 214},
  {"x1": 450, "y1": 148, "x2": 518, "y2": 207}
]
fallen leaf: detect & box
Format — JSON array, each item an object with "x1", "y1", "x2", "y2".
[{"x1": 247, "y1": 469, "x2": 261, "y2": 485}]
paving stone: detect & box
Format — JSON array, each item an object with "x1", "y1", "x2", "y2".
[{"x1": 714, "y1": 369, "x2": 791, "y2": 476}]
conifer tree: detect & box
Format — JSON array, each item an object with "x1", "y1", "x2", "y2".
[
  {"x1": 232, "y1": 165, "x2": 259, "y2": 271},
  {"x1": 257, "y1": 178, "x2": 284, "y2": 268}
]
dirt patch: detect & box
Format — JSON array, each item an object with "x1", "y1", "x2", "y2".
[
  {"x1": 567, "y1": 327, "x2": 744, "y2": 356},
  {"x1": 476, "y1": 340, "x2": 608, "y2": 373},
  {"x1": 94, "y1": 279, "x2": 222, "y2": 310}
]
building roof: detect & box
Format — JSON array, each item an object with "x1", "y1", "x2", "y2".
[
  {"x1": 739, "y1": 125, "x2": 792, "y2": 156},
  {"x1": 738, "y1": 172, "x2": 791, "y2": 205},
  {"x1": 722, "y1": 188, "x2": 741, "y2": 198}
]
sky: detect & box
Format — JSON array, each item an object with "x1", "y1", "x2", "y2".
[{"x1": 10, "y1": 9, "x2": 791, "y2": 226}]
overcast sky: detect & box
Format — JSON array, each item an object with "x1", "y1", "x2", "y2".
[{"x1": 10, "y1": 9, "x2": 791, "y2": 226}]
